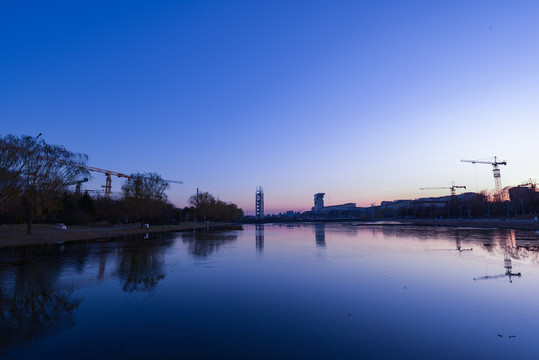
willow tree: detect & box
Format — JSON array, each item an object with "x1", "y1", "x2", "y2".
[
  {"x1": 0, "y1": 135, "x2": 24, "y2": 212},
  {"x1": 122, "y1": 172, "x2": 170, "y2": 226},
  {"x1": 0, "y1": 134, "x2": 89, "y2": 233}
]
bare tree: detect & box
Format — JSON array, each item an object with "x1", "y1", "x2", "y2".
[
  {"x1": 0, "y1": 134, "x2": 89, "y2": 233},
  {"x1": 122, "y1": 172, "x2": 170, "y2": 226},
  {"x1": 187, "y1": 191, "x2": 243, "y2": 222},
  {"x1": 0, "y1": 135, "x2": 25, "y2": 212},
  {"x1": 188, "y1": 191, "x2": 215, "y2": 222}
]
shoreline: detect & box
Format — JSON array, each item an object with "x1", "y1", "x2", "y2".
[
  {"x1": 0, "y1": 223, "x2": 234, "y2": 249},
  {"x1": 2, "y1": 219, "x2": 537, "y2": 249},
  {"x1": 359, "y1": 219, "x2": 539, "y2": 231},
  {"x1": 244, "y1": 218, "x2": 539, "y2": 231}
]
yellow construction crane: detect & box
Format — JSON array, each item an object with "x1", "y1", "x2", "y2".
[
  {"x1": 89, "y1": 167, "x2": 183, "y2": 198},
  {"x1": 45, "y1": 158, "x2": 182, "y2": 198},
  {"x1": 461, "y1": 156, "x2": 507, "y2": 194}
]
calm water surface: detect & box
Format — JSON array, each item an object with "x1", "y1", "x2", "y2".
[{"x1": 1, "y1": 224, "x2": 539, "y2": 359}]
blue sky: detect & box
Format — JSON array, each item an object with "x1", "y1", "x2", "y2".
[{"x1": 2, "y1": 1, "x2": 538, "y2": 214}]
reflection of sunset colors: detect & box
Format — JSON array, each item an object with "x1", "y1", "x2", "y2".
[
  {"x1": 2, "y1": 2, "x2": 538, "y2": 214},
  {"x1": 2, "y1": 226, "x2": 539, "y2": 358}
]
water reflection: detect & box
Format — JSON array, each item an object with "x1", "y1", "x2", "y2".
[
  {"x1": 116, "y1": 234, "x2": 173, "y2": 292},
  {"x1": 315, "y1": 223, "x2": 326, "y2": 247},
  {"x1": 2, "y1": 224, "x2": 539, "y2": 359},
  {"x1": 98, "y1": 251, "x2": 107, "y2": 280},
  {"x1": 366, "y1": 225, "x2": 539, "y2": 262},
  {"x1": 0, "y1": 290, "x2": 80, "y2": 350},
  {"x1": 454, "y1": 234, "x2": 473, "y2": 252},
  {"x1": 475, "y1": 229, "x2": 524, "y2": 283},
  {"x1": 181, "y1": 227, "x2": 241, "y2": 258},
  {"x1": 255, "y1": 224, "x2": 264, "y2": 254},
  {"x1": 0, "y1": 245, "x2": 83, "y2": 351},
  {"x1": 380, "y1": 225, "x2": 460, "y2": 240},
  {"x1": 477, "y1": 228, "x2": 539, "y2": 263},
  {"x1": 0, "y1": 233, "x2": 178, "y2": 352}
]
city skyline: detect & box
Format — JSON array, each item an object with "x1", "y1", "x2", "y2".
[{"x1": 2, "y1": 1, "x2": 538, "y2": 214}]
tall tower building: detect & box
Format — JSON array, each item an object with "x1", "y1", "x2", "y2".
[
  {"x1": 313, "y1": 193, "x2": 325, "y2": 213},
  {"x1": 256, "y1": 186, "x2": 264, "y2": 220}
]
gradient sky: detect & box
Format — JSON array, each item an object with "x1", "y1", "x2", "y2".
[{"x1": 2, "y1": 1, "x2": 538, "y2": 214}]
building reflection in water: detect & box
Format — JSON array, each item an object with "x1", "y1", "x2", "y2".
[
  {"x1": 256, "y1": 224, "x2": 264, "y2": 255},
  {"x1": 315, "y1": 223, "x2": 326, "y2": 247}
]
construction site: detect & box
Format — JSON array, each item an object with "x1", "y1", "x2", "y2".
[{"x1": 252, "y1": 156, "x2": 539, "y2": 225}]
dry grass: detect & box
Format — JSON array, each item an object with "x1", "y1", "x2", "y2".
[{"x1": 0, "y1": 223, "x2": 229, "y2": 248}]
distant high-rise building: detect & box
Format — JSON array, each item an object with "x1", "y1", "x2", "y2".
[
  {"x1": 256, "y1": 186, "x2": 264, "y2": 219},
  {"x1": 313, "y1": 193, "x2": 325, "y2": 213}
]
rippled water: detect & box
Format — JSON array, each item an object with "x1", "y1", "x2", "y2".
[{"x1": 1, "y1": 224, "x2": 539, "y2": 359}]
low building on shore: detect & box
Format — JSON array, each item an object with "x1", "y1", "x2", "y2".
[{"x1": 310, "y1": 193, "x2": 368, "y2": 218}]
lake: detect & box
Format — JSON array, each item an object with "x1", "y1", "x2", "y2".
[{"x1": 1, "y1": 223, "x2": 539, "y2": 359}]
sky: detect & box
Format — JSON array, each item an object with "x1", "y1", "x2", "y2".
[{"x1": 1, "y1": 1, "x2": 538, "y2": 214}]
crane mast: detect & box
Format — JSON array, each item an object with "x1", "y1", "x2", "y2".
[{"x1": 461, "y1": 156, "x2": 507, "y2": 194}]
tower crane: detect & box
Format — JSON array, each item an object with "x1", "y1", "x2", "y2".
[
  {"x1": 419, "y1": 181, "x2": 466, "y2": 197},
  {"x1": 65, "y1": 177, "x2": 89, "y2": 194},
  {"x1": 91, "y1": 169, "x2": 183, "y2": 198},
  {"x1": 44, "y1": 158, "x2": 182, "y2": 198},
  {"x1": 71, "y1": 165, "x2": 131, "y2": 198},
  {"x1": 461, "y1": 156, "x2": 507, "y2": 194},
  {"x1": 473, "y1": 254, "x2": 521, "y2": 283},
  {"x1": 162, "y1": 179, "x2": 184, "y2": 184}
]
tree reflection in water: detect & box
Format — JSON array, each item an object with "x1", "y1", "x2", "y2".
[
  {"x1": 0, "y1": 290, "x2": 80, "y2": 349},
  {"x1": 181, "y1": 226, "x2": 241, "y2": 258},
  {"x1": 115, "y1": 233, "x2": 174, "y2": 292},
  {"x1": 0, "y1": 245, "x2": 82, "y2": 351}
]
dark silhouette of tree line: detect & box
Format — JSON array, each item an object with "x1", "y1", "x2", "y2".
[
  {"x1": 0, "y1": 134, "x2": 88, "y2": 233},
  {"x1": 377, "y1": 188, "x2": 537, "y2": 220},
  {"x1": 180, "y1": 191, "x2": 244, "y2": 223},
  {"x1": 1, "y1": 134, "x2": 244, "y2": 231}
]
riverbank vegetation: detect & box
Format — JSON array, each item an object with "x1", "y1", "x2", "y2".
[
  {"x1": 180, "y1": 191, "x2": 244, "y2": 223},
  {"x1": 1, "y1": 134, "x2": 244, "y2": 233}
]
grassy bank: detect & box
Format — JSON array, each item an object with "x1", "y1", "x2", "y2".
[{"x1": 0, "y1": 223, "x2": 233, "y2": 248}]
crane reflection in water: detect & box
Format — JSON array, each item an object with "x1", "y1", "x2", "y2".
[{"x1": 474, "y1": 229, "x2": 522, "y2": 283}]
